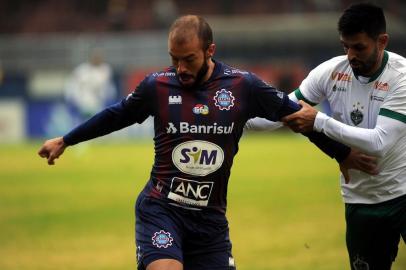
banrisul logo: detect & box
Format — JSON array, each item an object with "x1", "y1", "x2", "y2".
[
  {"x1": 166, "y1": 122, "x2": 234, "y2": 134},
  {"x1": 172, "y1": 140, "x2": 224, "y2": 176},
  {"x1": 214, "y1": 89, "x2": 235, "y2": 110}
]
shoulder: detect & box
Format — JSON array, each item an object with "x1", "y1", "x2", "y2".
[
  {"x1": 386, "y1": 51, "x2": 406, "y2": 75},
  {"x1": 312, "y1": 55, "x2": 348, "y2": 74},
  {"x1": 215, "y1": 61, "x2": 252, "y2": 80},
  {"x1": 141, "y1": 67, "x2": 178, "y2": 86}
]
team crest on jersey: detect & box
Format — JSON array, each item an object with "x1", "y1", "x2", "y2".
[
  {"x1": 214, "y1": 89, "x2": 235, "y2": 110},
  {"x1": 152, "y1": 230, "x2": 173, "y2": 248},
  {"x1": 350, "y1": 102, "x2": 364, "y2": 126}
]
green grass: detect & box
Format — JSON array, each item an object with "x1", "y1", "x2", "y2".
[{"x1": 0, "y1": 133, "x2": 405, "y2": 270}]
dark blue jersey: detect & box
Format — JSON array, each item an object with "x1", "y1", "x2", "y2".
[{"x1": 64, "y1": 60, "x2": 349, "y2": 213}]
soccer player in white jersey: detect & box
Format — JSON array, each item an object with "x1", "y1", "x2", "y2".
[{"x1": 248, "y1": 3, "x2": 406, "y2": 269}]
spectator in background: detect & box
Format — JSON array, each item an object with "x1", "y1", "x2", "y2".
[
  {"x1": 152, "y1": 0, "x2": 178, "y2": 28},
  {"x1": 64, "y1": 48, "x2": 116, "y2": 123},
  {"x1": 107, "y1": 0, "x2": 128, "y2": 31}
]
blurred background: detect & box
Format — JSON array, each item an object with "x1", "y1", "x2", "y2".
[{"x1": 1, "y1": 0, "x2": 406, "y2": 142}]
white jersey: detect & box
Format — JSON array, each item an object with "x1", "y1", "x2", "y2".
[{"x1": 297, "y1": 51, "x2": 406, "y2": 204}]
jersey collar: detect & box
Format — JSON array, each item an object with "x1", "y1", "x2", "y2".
[{"x1": 355, "y1": 51, "x2": 389, "y2": 83}]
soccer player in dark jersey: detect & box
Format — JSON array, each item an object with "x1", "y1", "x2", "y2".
[{"x1": 38, "y1": 15, "x2": 377, "y2": 270}]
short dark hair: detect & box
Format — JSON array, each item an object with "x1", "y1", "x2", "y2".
[
  {"x1": 169, "y1": 15, "x2": 213, "y2": 50},
  {"x1": 338, "y1": 2, "x2": 386, "y2": 39}
]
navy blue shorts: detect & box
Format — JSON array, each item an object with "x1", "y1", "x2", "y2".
[{"x1": 135, "y1": 194, "x2": 236, "y2": 270}]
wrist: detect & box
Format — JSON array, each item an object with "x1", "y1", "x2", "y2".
[{"x1": 314, "y1": 112, "x2": 329, "y2": 132}]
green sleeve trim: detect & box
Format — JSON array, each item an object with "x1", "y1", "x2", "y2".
[
  {"x1": 379, "y1": 108, "x2": 406, "y2": 123},
  {"x1": 294, "y1": 88, "x2": 318, "y2": 106}
]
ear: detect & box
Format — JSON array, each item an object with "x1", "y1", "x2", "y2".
[
  {"x1": 206, "y1": 43, "x2": 216, "y2": 58},
  {"x1": 378, "y1": 34, "x2": 389, "y2": 50}
]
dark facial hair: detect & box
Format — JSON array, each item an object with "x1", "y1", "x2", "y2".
[
  {"x1": 179, "y1": 55, "x2": 209, "y2": 90},
  {"x1": 351, "y1": 46, "x2": 379, "y2": 77}
]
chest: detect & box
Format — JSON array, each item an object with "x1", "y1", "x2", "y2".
[
  {"x1": 154, "y1": 84, "x2": 246, "y2": 135},
  {"x1": 327, "y1": 78, "x2": 390, "y2": 128}
]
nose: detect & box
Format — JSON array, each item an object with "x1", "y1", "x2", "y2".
[
  {"x1": 177, "y1": 60, "x2": 187, "y2": 74},
  {"x1": 347, "y1": 48, "x2": 357, "y2": 61}
]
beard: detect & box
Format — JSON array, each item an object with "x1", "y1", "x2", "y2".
[
  {"x1": 178, "y1": 57, "x2": 209, "y2": 89},
  {"x1": 350, "y1": 47, "x2": 379, "y2": 77}
]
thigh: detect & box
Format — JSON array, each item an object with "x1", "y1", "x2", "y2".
[
  {"x1": 345, "y1": 203, "x2": 400, "y2": 270},
  {"x1": 135, "y1": 195, "x2": 184, "y2": 270},
  {"x1": 183, "y1": 212, "x2": 236, "y2": 270},
  {"x1": 183, "y1": 249, "x2": 235, "y2": 270},
  {"x1": 389, "y1": 194, "x2": 406, "y2": 244},
  {"x1": 146, "y1": 259, "x2": 183, "y2": 270}
]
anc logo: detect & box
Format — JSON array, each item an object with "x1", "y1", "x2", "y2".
[
  {"x1": 167, "y1": 177, "x2": 214, "y2": 207},
  {"x1": 214, "y1": 89, "x2": 235, "y2": 110},
  {"x1": 172, "y1": 140, "x2": 224, "y2": 176}
]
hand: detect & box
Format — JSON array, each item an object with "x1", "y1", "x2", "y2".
[
  {"x1": 281, "y1": 100, "x2": 318, "y2": 133},
  {"x1": 339, "y1": 149, "x2": 379, "y2": 184},
  {"x1": 38, "y1": 137, "x2": 67, "y2": 165}
]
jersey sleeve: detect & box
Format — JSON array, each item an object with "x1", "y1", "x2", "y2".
[
  {"x1": 245, "y1": 92, "x2": 298, "y2": 130},
  {"x1": 295, "y1": 61, "x2": 331, "y2": 105},
  {"x1": 63, "y1": 77, "x2": 153, "y2": 145},
  {"x1": 314, "y1": 112, "x2": 406, "y2": 157},
  {"x1": 379, "y1": 78, "x2": 406, "y2": 123},
  {"x1": 247, "y1": 72, "x2": 301, "y2": 121}
]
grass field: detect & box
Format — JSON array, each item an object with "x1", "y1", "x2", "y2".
[{"x1": 0, "y1": 132, "x2": 405, "y2": 270}]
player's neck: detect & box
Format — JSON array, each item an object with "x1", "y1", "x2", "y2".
[
  {"x1": 366, "y1": 50, "x2": 385, "y2": 77},
  {"x1": 202, "y1": 59, "x2": 215, "y2": 83}
]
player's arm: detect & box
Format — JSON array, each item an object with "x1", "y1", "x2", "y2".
[
  {"x1": 38, "y1": 79, "x2": 153, "y2": 165},
  {"x1": 248, "y1": 74, "x2": 351, "y2": 163},
  {"x1": 244, "y1": 92, "x2": 299, "y2": 131},
  {"x1": 247, "y1": 73, "x2": 380, "y2": 181},
  {"x1": 283, "y1": 101, "x2": 406, "y2": 157}
]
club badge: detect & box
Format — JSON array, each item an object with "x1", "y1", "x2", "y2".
[
  {"x1": 152, "y1": 230, "x2": 173, "y2": 248},
  {"x1": 214, "y1": 89, "x2": 235, "y2": 111},
  {"x1": 350, "y1": 102, "x2": 364, "y2": 126}
]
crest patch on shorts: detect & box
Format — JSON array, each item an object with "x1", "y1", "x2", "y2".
[{"x1": 152, "y1": 230, "x2": 173, "y2": 248}]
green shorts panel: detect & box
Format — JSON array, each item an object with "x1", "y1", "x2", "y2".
[{"x1": 345, "y1": 194, "x2": 406, "y2": 270}]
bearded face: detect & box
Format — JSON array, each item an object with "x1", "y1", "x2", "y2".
[{"x1": 341, "y1": 32, "x2": 385, "y2": 77}]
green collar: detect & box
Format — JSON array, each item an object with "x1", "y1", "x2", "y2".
[{"x1": 357, "y1": 51, "x2": 389, "y2": 83}]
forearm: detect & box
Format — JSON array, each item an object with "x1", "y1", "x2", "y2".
[
  {"x1": 284, "y1": 98, "x2": 351, "y2": 161},
  {"x1": 63, "y1": 102, "x2": 137, "y2": 145},
  {"x1": 304, "y1": 131, "x2": 350, "y2": 162},
  {"x1": 314, "y1": 112, "x2": 404, "y2": 156},
  {"x1": 245, "y1": 118, "x2": 283, "y2": 131}
]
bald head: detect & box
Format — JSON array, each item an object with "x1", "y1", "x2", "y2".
[{"x1": 169, "y1": 15, "x2": 213, "y2": 51}]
